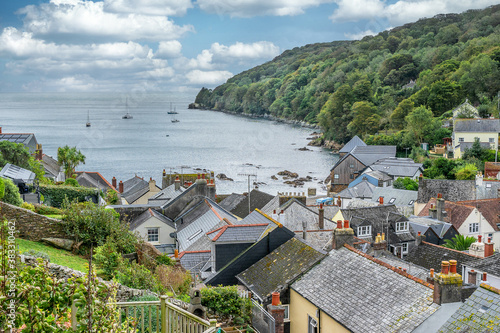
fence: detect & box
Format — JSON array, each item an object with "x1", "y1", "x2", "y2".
[
  {"x1": 71, "y1": 296, "x2": 217, "y2": 333},
  {"x1": 251, "y1": 300, "x2": 275, "y2": 333}
]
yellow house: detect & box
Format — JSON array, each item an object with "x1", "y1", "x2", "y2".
[
  {"x1": 289, "y1": 245, "x2": 440, "y2": 332},
  {"x1": 120, "y1": 176, "x2": 161, "y2": 205},
  {"x1": 452, "y1": 118, "x2": 499, "y2": 158}
]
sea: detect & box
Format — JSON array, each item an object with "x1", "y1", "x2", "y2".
[{"x1": 0, "y1": 92, "x2": 338, "y2": 195}]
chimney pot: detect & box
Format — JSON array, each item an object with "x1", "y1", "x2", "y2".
[
  {"x1": 174, "y1": 249, "x2": 178, "y2": 259},
  {"x1": 202, "y1": 173, "x2": 205, "y2": 179},
  {"x1": 379, "y1": 196, "x2": 384, "y2": 205},
  {"x1": 430, "y1": 268, "x2": 434, "y2": 278},
  {"x1": 418, "y1": 231, "x2": 421, "y2": 236},
  {"x1": 112, "y1": 177, "x2": 117, "y2": 188},
  {"x1": 197, "y1": 173, "x2": 201, "y2": 179},
  {"x1": 478, "y1": 235, "x2": 482, "y2": 243},
  {"x1": 437, "y1": 193, "x2": 442, "y2": 199},
  {"x1": 441, "y1": 261, "x2": 450, "y2": 275},
  {"x1": 336, "y1": 220, "x2": 342, "y2": 229},
  {"x1": 381, "y1": 233, "x2": 385, "y2": 241},
  {"x1": 483, "y1": 272, "x2": 488, "y2": 282},
  {"x1": 273, "y1": 210, "x2": 276, "y2": 214},
  {"x1": 0, "y1": 127, "x2": 2, "y2": 134},
  {"x1": 119, "y1": 181, "x2": 124, "y2": 193},
  {"x1": 449, "y1": 260, "x2": 457, "y2": 274},
  {"x1": 163, "y1": 169, "x2": 166, "y2": 176},
  {"x1": 271, "y1": 292, "x2": 280, "y2": 306},
  {"x1": 343, "y1": 220, "x2": 349, "y2": 229},
  {"x1": 320, "y1": 203, "x2": 323, "y2": 209}
]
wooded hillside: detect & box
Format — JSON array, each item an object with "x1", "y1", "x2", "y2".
[{"x1": 194, "y1": 5, "x2": 500, "y2": 149}]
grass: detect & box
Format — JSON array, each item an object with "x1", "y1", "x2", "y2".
[
  {"x1": 43, "y1": 214, "x2": 63, "y2": 219},
  {"x1": 17, "y1": 238, "x2": 89, "y2": 272}
]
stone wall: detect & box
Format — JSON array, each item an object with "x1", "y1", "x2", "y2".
[
  {"x1": 0, "y1": 201, "x2": 66, "y2": 241},
  {"x1": 22, "y1": 256, "x2": 157, "y2": 302}
]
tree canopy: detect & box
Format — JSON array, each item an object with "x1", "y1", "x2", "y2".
[{"x1": 57, "y1": 145, "x2": 86, "y2": 179}]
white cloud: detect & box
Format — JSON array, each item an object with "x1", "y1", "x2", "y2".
[
  {"x1": 156, "y1": 40, "x2": 183, "y2": 59},
  {"x1": 103, "y1": 0, "x2": 193, "y2": 16},
  {"x1": 330, "y1": 0, "x2": 500, "y2": 25},
  {"x1": 344, "y1": 29, "x2": 377, "y2": 40},
  {"x1": 197, "y1": 0, "x2": 334, "y2": 17},
  {"x1": 186, "y1": 69, "x2": 233, "y2": 85},
  {"x1": 18, "y1": 0, "x2": 194, "y2": 41}
]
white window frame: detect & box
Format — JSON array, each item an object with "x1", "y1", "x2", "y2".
[
  {"x1": 334, "y1": 174, "x2": 339, "y2": 179},
  {"x1": 308, "y1": 316, "x2": 318, "y2": 333},
  {"x1": 147, "y1": 228, "x2": 159, "y2": 242},
  {"x1": 469, "y1": 223, "x2": 479, "y2": 233},
  {"x1": 357, "y1": 225, "x2": 372, "y2": 237},
  {"x1": 459, "y1": 137, "x2": 464, "y2": 142},
  {"x1": 489, "y1": 137, "x2": 495, "y2": 143},
  {"x1": 283, "y1": 304, "x2": 290, "y2": 322},
  {"x1": 402, "y1": 243, "x2": 408, "y2": 254},
  {"x1": 396, "y1": 222, "x2": 409, "y2": 232}
]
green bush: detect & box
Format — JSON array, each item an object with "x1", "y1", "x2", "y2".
[
  {"x1": 0, "y1": 178, "x2": 4, "y2": 200},
  {"x1": 94, "y1": 241, "x2": 123, "y2": 280},
  {"x1": 201, "y1": 286, "x2": 252, "y2": 323},
  {"x1": 1, "y1": 177, "x2": 22, "y2": 206},
  {"x1": 156, "y1": 254, "x2": 174, "y2": 266},
  {"x1": 21, "y1": 202, "x2": 35, "y2": 211},
  {"x1": 116, "y1": 262, "x2": 160, "y2": 292},
  {"x1": 39, "y1": 184, "x2": 97, "y2": 208},
  {"x1": 34, "y1": 204, "x2": 63, "y2": 215},
  {"x1": 64, "y1": 178, "x2": 80, "y2": 187},
  {"x1": 22, "y1": 249, "x2": 51, "y2": 261},
  {"x1": 104, "y1": 189, "x2": 119, "y2": 205}
]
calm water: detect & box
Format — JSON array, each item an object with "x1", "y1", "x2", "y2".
[{"x1": 0, "y1": 92, "x2": 336, "y2": 195}]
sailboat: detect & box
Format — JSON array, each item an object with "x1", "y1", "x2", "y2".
[
  {"x1": 122, "y1": 98, "x2": 133, "y2": 119},
  {"x1": 167, "y1": 102, "x2": 178, "y2": 114},
  {"x1": 86, "y1": 110, "x2": 91, "y2": 127}
]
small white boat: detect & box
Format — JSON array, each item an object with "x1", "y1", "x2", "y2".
[{"x1": 123, "y1": 98, "x2": 133, "y2": 119}]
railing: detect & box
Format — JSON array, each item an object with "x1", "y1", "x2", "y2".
[
  {"x1": 71, "y1": 296, "x2": 216, "y2": 333},
  {"x1": 251, "y1": 300, "x2": 275, "y2": 333}
]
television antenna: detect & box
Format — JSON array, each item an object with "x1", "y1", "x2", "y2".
[{"x1": 238, "y1": 173, "x2": 257, "y2": 214}]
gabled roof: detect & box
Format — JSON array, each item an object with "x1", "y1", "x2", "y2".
[
  {"x1": 405, "y1": 241, "x2": 481, "y2": 272},
  {"x1": 337, "y1": 178, "x2": 375, "y2": 199},
  {"x1": 74, "y1": 171, "x2": 116, "y2": 192},
  {"x1": 40, "y1": 154, "x2": 60, "y2": 178},
  {"x1": 184, "y1": 221, "x2": 227, "y2": 252},
  {"x1": 452, "y1": 100, "x2": 480, "y2": 119},
  {"x1": 331, "y1": 145, "x2": 397, "y2": 171},
  {"x1": 371, "y1": 187, "x2": 418, "y2": 207},
  {"x1": 456, "y1": 198, "x2": 500, "y2": 232},
  {"x1": 234, "y1": 209, "x2": 280, "y2": 226},
  {"x1": 463, "y1": 253, "x2": 500, "y2": 277},
  {"x1": 227, "y1": 189, "x2": 275, "y2": 219},
  {"x1": 361, "y1": 169, "x2": 393, "y2": 181},
  {"x1": 206, "y1": 224, "x2": 269, "y2": 243},
  {"x1": 368, "y1": 157, "x2": 423, "y2": 178},
  {"x1": 178, "y1": 250, "x2": 212, "y2": 273},
  {"x1": 0, "y1": 163, "x2": 36, "y2": 184},
  {"x1": 148, "y1": 183, "x2": 185, "y2": 205},
  {"x1": 339, "y1": 135, "x2": 366, "y2": 154},
  {"x1": 291, "y1": 245, "x2": 437, "y2": 333},
  {"x1": 408, "y1": 216, "x2": 454, "y2": 238},
  {"x1": 0, "y1": 133, "x2": 37, "y2": 148},
  {"x1": 438, "y1": 284, "x2": 500, "y2": 332},
  {"x1": 454, "y1": 118, "x2": 500, "y2": 132},
  {"x1": 236, "y1": 237, "x2": 327, "y2": 303},
  {"x1": 122, "y1": 176, "x2": 150, "y2": 203},
  {"x1": 129, "y1": 208, "x2": 175, "y2": 231},
  {"x1": 219, "y1": 193, "x2": 247, "y2": 212},
  {"x1": 418, "y1": 198, "x2": 480, "y2": 230}
]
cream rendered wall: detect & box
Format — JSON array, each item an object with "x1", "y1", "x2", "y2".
[
  {"x1": 457, "y1": 209, "x2": 500, "y2": 251},
  {"x1": 135, "y1": 216, "x2": 175, "y2": 246},
  {"x1": 453, "y1": 132, "x2": 498, "y2": 158},
  {"x1": 290, "y1": 289, "x2": 349, "y2": 333},
  {"x1": 133, "y1": 188, "x2": 161, "y2": 205}
]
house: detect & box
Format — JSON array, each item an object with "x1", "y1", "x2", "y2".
[
  {"x1": 33, "y1": 144, "x2": 65, "y2": 182},
  {"x1": 363, "y1": 157, "x2": 423, "y2": 180},
  {"x1": 418, "y1": 196, "x2": 500, "y2": 250},
  {"x1": 148, "y1": 176, "x2": 186, "y2": 206},
  {"x1": 335, "y1": 205, "x2": 415, "y2": 256},
  {"x1": 219, "y1": 189, "x2": 274, "y2": 218},
  {"x1": 128, "y1": 208, "x2": 176, "y2": 253},
  {"x1": 329, "y1": 145, "x2": 396, "y2": 192},
  {"x1": 438, "y1": 283, "x2": 500, "y2": 332},
  {"x1": 408, "y1": 216, "x2": 459, "y2": 245},
  {"x1": 485, "y1": 162, "x2": 500, "y2": 179},
  {"x1": 338, "y1": 135, "x2": 366, "y2": 157},
  {"x1": 351, "y1": 169, "x2": 392, "y2": 187},
  {"x1": 118, "y1": 176, "x2": 161, "y2": 205},
  {"x1": 452, "y1": 100, "x2": 480, "y2": 119},
  {"x1": 370, "y1": 187, "x2": 418, "y2": 216},
  {"x1": 461, "y1": 237, "x2": 500, "y2": 288},
  {"x1": 0, "y1": 163, "x2": 36, "y2": 185},
  {"x1": 74, "y1": 171, "x2": 117, "y2": 193},
  {"x1": 452, "y1": 118, "x2": 499, "y2": 158},
  {"x1": 177, "y1": 250, "x2": 212, "y2": 280},
  {"x1": 336, "y1": 178, "x2": 375, "y2": 208},
  {"x1": 0, "y1": 127, "x2": 38, "y2": 153}
]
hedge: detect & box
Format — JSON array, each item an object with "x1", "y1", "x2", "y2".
[{"x1": 39, "y1": 184, "x2": 98, "y2": 208}]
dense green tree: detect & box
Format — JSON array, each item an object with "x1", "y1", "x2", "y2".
[
  {"x1": 393, "y1": 177, "x2": 419, "y2": 191},
  {"x1": 57, "y1": 145, "x2": 86, "y2": 179},
  {"x1": 423, "y1": 157, "x2": 459, "y2": 179},
  {"x1": 390, "y1": 99, "x2": 414, "y2": 129},
  {"x1": 347, "y1": 101, "x2": 380, "y2": 136},
  {"x1": 0, "y1": 177, "x2": 22, "y2": 206},
  {"x1": 455, "y1": 163, "x2": 478, "y2": 180},
  {"x1": 404, "y1": 106, "x2": 440, "y2": 146}
]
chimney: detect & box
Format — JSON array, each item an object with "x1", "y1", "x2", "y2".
[
  {"x1": 373, "y1": 233, "x2": 387, "y2": 255},
  {"x1": 469, "y1": 236, "x2": 486, "y2": 258},
  {"x1": 279, "y1": 210, "x2": 286, "y2": 225},
  {"x1": 149, "y1": 177, "x2": 156, "y2": 191},
  {"x1": 112, "y1": 177, "x2": 117, "y2": 189},
  {"x1": 35, "y1": 143, "x2": 43, "y2": 161},
  {"x1": 267, "y1": 293, "x2": 285, "y2": 333},
  {"x1": 485, "y1": 237, "x2": 494, "y2": 258},
  {"x1": 163, "y1": 169, "x2": 166, "y2": 176},
  {"x1": 429, "y1": 203, "x2": 438, "y2": 219},
  {"x1": 337, "y1": 196, "x2": 341, "y2": 207},
  {"x1": 482, "y1": 272, "x2": 489, "y2": 285},
  {"x1": 415, "y1": 231, "x2": 426, "y2": 246},
  {"x1": 436, "y1": 194, "x2": 445, "y2": 222},
  {"x1": 379, "y1": 196, "x2": 384, "y2": 205},
  {"x1": 0, "y1": 127, "x2": 2, "y2": 133},
  {"x1": 476, "y1": 172, "x2": 484, "y2": 187},
  {"x1": 195, "y1": 174, "x2": 208, "y2": 197},
  {"x1": 433, "y1": 260, "x2": 462, "y2": 305},
  {"x1": 272, "y1": 210, "x2": 278, "y2": 221},
  {"x1": 119, "y1": 181, "x2": 124, "y2": 193},
  {"x1": 332, "y1": 219, "x2": 354, "y2": 250},
  {"x1": 302, "y1": 221, "x2": 307, "y2": 240},
  {"x1": 174, "y1": 176, "x2": 181, "y2": 191},
  {"x1": 468, "y1": 270, "x2": 477, "y2": 285},
  {"x1": 207, "y1": 178, "x2": 216, "y2": 201},
  {"x1": 318, "y1": 203, "x2": 324, "y2": 230}
]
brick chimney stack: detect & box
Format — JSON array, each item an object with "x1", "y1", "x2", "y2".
[
  {"x1": 485, "y1": 237, "x2": 494, "y2": 258},
  {"x1": 468, "y1": 270, "x2": 477, "y2": 285},
  {"x1": 318, "y1": 203, "x2": 324, "y2": 230},
  {"x1": 112, "y1": 177, "x2": 117, "y2": 189},
  {"x1": 415, "y1": 231, "x2": 426, "y2": 246},
  {"x1": 175, "y1": 176, "x2": 181, "y2": 191},
  {"x1": 267, "y1": 292, "x2": 285, "y2": 333},
  {"x1": 433, "y1": 260, "x2": 462, "y2": 305},
  {"x1": 119, "y1": 181, "x2": 124, "y2": 193},
  {"x1": 436, "y1": 194, "x2": 445, "y2": 221},
  {"x1": 35, "y1": 143, "x2": 43, "y2": 161},
  {"x1": 469, "y1": 235, "x2": 494, "y2": 258},
  {"x1": 332, "y1": 220, "x2": 354, "y2": 250},
  {"x1": 373, "y1": 233, "x2": 387, "y2": 255}
]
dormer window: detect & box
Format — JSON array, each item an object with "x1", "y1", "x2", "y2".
[
  {"x1": 357, "y1": 226, "x2": 372, "y2": 236},
  {"x1": 395, "y1": 222, "x2": 408, "y2": 232}
]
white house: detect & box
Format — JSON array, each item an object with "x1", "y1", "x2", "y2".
[{"x1": 129, "y1": 208, "x2": 176, "y2": 253}]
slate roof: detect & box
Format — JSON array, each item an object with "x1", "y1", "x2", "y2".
[
  {"x1": 122, "y1": 176, "x2": 150, "y2": 204},
  {"x1": 373, "y1": 251, "x2": 430, "y2": 281},
  {"x1": 178, "y1": 250, "x2": 212, "y2": 273},
  {"x1": 362, "y1": 169, "x2": 393, "y2": 182},
  {"x1": 40, "y1": 154, "x2": 61, "y2": 179},
  {"x1": 219, "y1": 193, "x2": 246, "y2": 212},
  {"x1": 129, "y1": 208, "x2": 175, "y2": 231},
  {"x1": 236, "y1": 237, "x2": 327, "y2": 303},
  {"x1": 148, "y1": 183, "x2": 185, "y2": 206},
  {"x1": 408, "y1": 216, "x2": 454, "y2": 238},
  {"x1": 463, "y1": 253, "x2": 500, "y2": 277},
  {"x1": 0, "y1": 163, "x2": 36, "y2": 184},
  {"x1": 0, "y1": 133, "x2": 37, "y2": 152},
  {"x1": 371, "y1": 187, "x2": 418, "y2": 207},
  {"x1": 368, "y1": 157, "x2": 423, "y2": 178},
  {"x1": 74, "y1": 171, "x2": 116, "y2": 192},
  {"x1": 337, "y1": 178, "x2": 375, "y2": 199},
  {"x1": 458, "y1": 142, "x2": 493, "y2": 151},
  {"x1": 332, "y1": 145, "x2": 397, "y2": 171},
  {"x1": 228, "y1": 189, "x2": 275, "y2": 219},
  {"x1": 291, "y1": 245, "x2": 438, "y2": 333},
  {"x1": 405, "y1": 241, "x2": 481, "y2": 272},
  {"x1": 438, "y1": 284, "x2": 500, "y2": 332},
  {"x1": 184, "y1": 222, "x2": 226, "y2": 252},
  {"x1": 206, "y1": 224, "x2": 269, "y2": 243},
  {"x1": 339, "y1": 135, "x2": 366, "y2": 154},
  {"x1": 294, "y1": 230, "x2": 334, "y2": 252},
  {"x1": 417, "y1": 179, "x2": 500, "y2": 203},
  {"x1": 234, "y1": 209, "x2": 277, "y2": 226},
  {"x1": 454, "y1": 118, "x2": 500, "y2": 132},
  {"x1": 174, "y1": 198, "x2": 238, "y2": 232},
  {"x1": 456, "y1": 198, "x2": 500, "y2": 232}
]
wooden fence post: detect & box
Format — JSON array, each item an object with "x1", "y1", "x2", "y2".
[
  {"x1": 71, "y1": 300, "x2": 77, "y2": 330},
  {"x1": 161, "y1": 296, "x2": 167, "y2": 333}
]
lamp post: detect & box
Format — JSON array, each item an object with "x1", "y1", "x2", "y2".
[{"x1": 404, "y1": 147, "x2": 410, "y2": 158}]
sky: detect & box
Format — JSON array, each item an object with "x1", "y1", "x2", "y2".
[{"x1": 0, "y1": 0, "x2": 497, "y2": 93}]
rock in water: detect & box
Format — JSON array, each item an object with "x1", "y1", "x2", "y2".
[{"x1": 42, "y1": 238, "x2": 75, "y2": 251}]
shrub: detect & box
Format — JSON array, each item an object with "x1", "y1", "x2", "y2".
[
  {"x1": 104, "y1": 189, "x2": 119, "y2": 205},
  {"x1": 156, "y1": 254, "x2": 174, "y2": 266},
  {"x1": 1, "y1": 177, "x2": 22, "y2": 206},
  {"x1": 94, "y1": 241, "x2": 123, "y2": 280},
  {"x1": 34, "y1": 204, "x2": 63, "y2": 215},
  {"x1": 22, "y1": 249, "x2": 50, "y2": 261},
  {"x1": 115, "y1": 262, "x2": 160, "y2": 292},
  {"x1": 0, "y1": 178, "x2": 4, "y2": 200},
  {"x1": 39, "y1": 184, "x2": 97, "y2": 208},
  {"x1": 201, "y1": 286, "x2": 252, "y2": 323},
  {"x1": 156, "y1": 265, "x2": 192, "y2": 295},
  {"x1": 21, "y1": 202, "x2": 35, "y2": 211},
  {"x1": 64, "y1": 178, "x2": 80, "y2": 187}
]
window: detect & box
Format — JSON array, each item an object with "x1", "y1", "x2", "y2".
[
  {"x1": 334, "y1": 174, "x2": 339, "y2": 179},
  {"x1": 357, "y1": 226, "x2": 372, "y2": 236},
  {"x1": 469, "y1": 223, "x2": 479, "y2": 233},
  {"x1": 396, "y1": 222, "x2": 409, "y2": 232},
  {"x1": 308, "y1": 316, "x2": 318, "y2": 333},
  {"x1": 408, "y1": 200, "x2": 414, "y2": 205},
  {"x1": 490, "y1": 138, "x2": 495, "y2": 143},
  {"x1": 350, "y1": 174, "x2": 354, "y2": 179},
  {"x1": 283, "y1": 304, "x2": 290, "y2": 322},
  {"x1": 147, "y1": 228, "x2": 159, "y2": 242},
  {"x1": 402, "y1": 243, "x2": 408, "y2": 254},
  {"x1": 459, "y1": 138, "x2": 464, "y2": 142},
  {"x1": 389, "y1": 198, "x2": 396, "y2": 204},
  {"x1": 349, "y1": 164, "x2": 354, "y2": 168}
]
